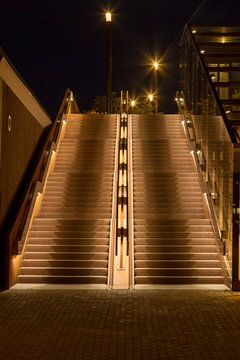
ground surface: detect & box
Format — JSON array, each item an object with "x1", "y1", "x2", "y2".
[{"x1": 0, "y1": 289, "x2": 240, "y2": 359}]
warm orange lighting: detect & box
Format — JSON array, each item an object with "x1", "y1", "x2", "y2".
[
  {"x1": 153, "y1": 61, "x2": 159, "y2": 71},
  {"x1": 131, "y1": 100, "x2": 136, "y2": 108},
  {"x1": 148, "y1": 94, "x2": 153, "y2": 102},
  {"x1": 106, "y1": 12, "x2": 112, "y2": 22}
]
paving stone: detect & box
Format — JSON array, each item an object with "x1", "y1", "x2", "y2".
[{"x1": 0, "y1": 290, "x2": 240, "y2": 359}]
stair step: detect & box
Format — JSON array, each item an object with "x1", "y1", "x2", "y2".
[
  {"x1": 33, "y1": 219, "x2": 110, "y2": 225},
  {"x1": 20, "y1": 267, "x2": 108, "y2": 276},
  {"x1": 40, "y1": 207, "x2": 112, "y2": 213},
  {"x1": 29, "y1": 230, "x2": 110, "y2": 237},
  {"x1": 134, "y1": 239, "x2": 216, "y2": 245},
  {"x1": 23, "y1": 252, "x2": 108, "y2": 260},
  {"x1": 134, "y1": 214, "x2": 209, "y2": 220},
  {"x1": 134, "y1": 232, "x2": 214, "y2": 238},
  {"x1": 134, "y1": 276, "x2": 224, "y2": 285},
  {"x1": 134, "y1": 225, "x2": 212, "y2": 231},
  {"x1": 22, "y1": 260, "x2": 108, "y2": 267},
  {"x1": 26, "y1": 244, "x2": 109, "y2": 252},
  {"x1": 135, "y1": 245, "x2": 217, "y2": 253},
  {"x1": 18, "y1": 275, "x2": 107, "y2": 284},
  {"x1": 134, "y1": 209, "x2": 205, "y2": 214},
  {"x1": 31, "y1": 224, "x2": 110, "y2": 231},
  {"x1": 135, "y1": 260, "x2": 221, "y2": 268},
  {"x1": 135, "y1": 253, "x2": 220, "y2": 260},
  {"x1": 134, "y1": 219, "x2": 211, "y2": 225},
  {"x1": 28, "y1": 238, "x2": 109, "y2": 245},
  {"x1": 135, "y1": 268, "x2": 223, "y2": 276},
  {"x1": 38, "y1": 213, "x2": 111, "y2": 219}
]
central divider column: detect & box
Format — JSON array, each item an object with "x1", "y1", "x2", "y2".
[{"x1": 110, "y1": 91, "x2": 134, "y2": 289}]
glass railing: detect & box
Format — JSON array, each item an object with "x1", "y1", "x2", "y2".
[{"x1": 178, "y1": 25, "x2": 240, "y2": 289}]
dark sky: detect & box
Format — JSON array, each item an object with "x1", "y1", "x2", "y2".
[{"x1": 1, "y1": 0, "x2": 240, "y2": 116}]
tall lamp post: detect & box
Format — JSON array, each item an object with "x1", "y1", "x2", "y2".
[
  {"x1": 153, "y1": 61, "x2": 159, "y2": 113},
  {"x1": 106, "y1": 11, "x2": 112, "y2": 114}
]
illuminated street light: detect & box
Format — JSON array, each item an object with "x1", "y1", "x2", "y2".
[
  {"x1": 105, "y1": 11, "x2": 112, "y2": 113},
  {"x1": 105, "y1": 12, "x2": 112, "y2": 22},
  {"x1": 148, "y1": 94, "x2": 153, "y2": 102},
  {"x1": 153, "y1": 61, "x2": 159, "y2": 113},
  {"x1": 153, "y1": 61, "x2": 159, "y2": 71},
  {"x1": 131, "y1": 100, "x2": 136, "y2": 108}
]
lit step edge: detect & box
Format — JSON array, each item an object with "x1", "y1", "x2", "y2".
[
  {"x1": 134, "y1": 252, "x2": 219, "y2": 254},
  {"x1": 26, "y1": 244, "x2": 108, "y2": 247},
  {"x1": 24, "y1": 251, "x2": 108, "y2": 254},
  {"x1": 135, "y1": 267, "x2": 222, "y2": 270},
  {"x1": 134, "y1": 245, "x2": 217, "y2": 248},
  {"x1": 18, "y1": 275, "x2": 107, "y2": 278},
  {"x1": 21, "y1": 267, "x2": 108, "y2": 270},
  {"x1": 23, "y1": 259, "x2": 107, "y2": 262},
  {"x1": 135, "y1": 275, "x2": 224, "y2": 279},
  {"x1": 135, "y1": 260, "x2": 221, "y2": 263}
]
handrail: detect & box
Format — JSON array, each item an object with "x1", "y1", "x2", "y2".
[
  {"x1": 182, "y1": 24, "x2": 237, "y2": 144},
  {"x1": 127, "y1": 114, "x2": 135, "y2": 289},
  {"x1": 107, "y1": 114, "x2": 120, "y2": 289},
  {"x1": 4, "y1": 88, "x2": 77, "y2": 261}
]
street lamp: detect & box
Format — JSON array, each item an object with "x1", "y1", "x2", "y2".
[
  {"x1": 130, "y1": 99, "x2": 136, "y2": 113},
  {"x1": 148, "y1": 93, "x2": 153, "y2": 102},
  {"x1": 105, "y1": 11, "x2": 112, "y2": 114},
  {"x1": 131, "y1": 100, "x2": 136, "y2": 108},
  {"x1": 153, "y1": 61, "x2": 159, "y2": 113},
  {"x1": 105, "y1": 12, "x2": 112, "y2": 22}
]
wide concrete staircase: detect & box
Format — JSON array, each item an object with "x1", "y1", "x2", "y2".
[
  {"x1": 18, "y1": 114, "x2": 117, "y2": 284},
  {"x1": 131, "y1": 114, "x2": 225, "y2": 286}
]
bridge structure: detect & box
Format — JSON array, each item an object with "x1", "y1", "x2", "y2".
[{"x1": 1, "y1": 25, "x2": 240, "y2": 290}]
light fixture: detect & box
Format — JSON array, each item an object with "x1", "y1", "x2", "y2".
[
  {"x1": 130, "y1": 100, "x2": 136, "y2": 108},
  {"x1": 200, "y1": 50, "x2": 205, "y2": 54},
  {"x1": 105, "y1": 12, "x2": 112, "y2": 22},
  {"x1": 153, "y1": 61, "x2": 159, "y2": 71},
  {"x1": 148, "y1": 94, "x2": 153, "y2": 102}
]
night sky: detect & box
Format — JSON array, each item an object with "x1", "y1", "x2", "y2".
[{"x1": 1, "y1": 0, "x2": 240, "y2": 117}]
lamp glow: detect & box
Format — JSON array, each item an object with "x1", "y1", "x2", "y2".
[
  {"x1": 153, "y1": 61, "x2": 159, "y2": 71},
  {"x1": 106, "y1": 12, "x2": 112, "y2": 22},
  {"x1": 148, "y1": 94, "x2": 153, "y2": 102}
]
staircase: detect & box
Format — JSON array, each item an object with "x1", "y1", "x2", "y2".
[
  {"x1": 18, "y1": 114, "x2": 118, "y2": 284},
  {"x1": 131, "y1": 114, "x2": 225, "y2": 286}
]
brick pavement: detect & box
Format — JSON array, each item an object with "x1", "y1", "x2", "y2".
[{"x1": 0, "y1": 289, "x2": 240, "y2": 359}]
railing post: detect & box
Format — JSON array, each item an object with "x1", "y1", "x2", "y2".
[{"x1": 232, "y1": 172, "x2": 240, "y2": 290}]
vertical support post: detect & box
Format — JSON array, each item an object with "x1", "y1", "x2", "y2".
[
  {"x1": 106, "y1": 14, "x2": 112, "y2": 114},
  {"x1": 155, "y1": 70, "x2": 158, "y2": 113},
  {"x1": 232, "y1": 172, "x2": 240, "y2": 290}
]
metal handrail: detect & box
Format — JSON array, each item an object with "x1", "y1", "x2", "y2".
[
  {"x1": 127, "y1": 114, "x2": 135, "y2": 289},
  {"x1": 182, "y1": 24, "x2": 237, "y2": 144},
  {"x1": 107, "y1": 114, "x2": 120, "y2": 288},
  {"x1": 4, "y1": 88, "x2": 76, "y2": 264}
]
